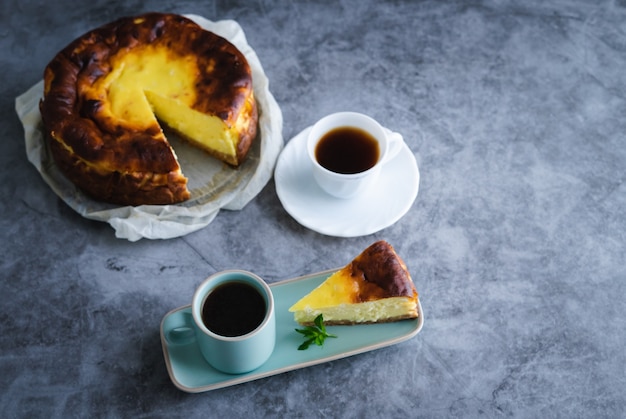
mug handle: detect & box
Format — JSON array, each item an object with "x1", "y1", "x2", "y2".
[
  {"x1": 164, "y1": 309, "x2": 197, "y2": 346},
  {"x1": 383, "y1": 130, "x2": 405, "y2": 164}
]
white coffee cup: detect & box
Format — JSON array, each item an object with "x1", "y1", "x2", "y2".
[{"x1": 306, "y1": 112, "x2": 404, "y2": 199}]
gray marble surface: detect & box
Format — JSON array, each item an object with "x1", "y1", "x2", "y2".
[{"x1": 1, "y1": 0, "x2": 625, "y2": 417}]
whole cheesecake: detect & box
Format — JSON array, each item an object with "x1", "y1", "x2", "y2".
[
  {"x1": 289, "y1": 241, "x2": 419, "y2": 325},
  {"x1": 39, "y1": 13, "x2": 258, "y2": 206}
]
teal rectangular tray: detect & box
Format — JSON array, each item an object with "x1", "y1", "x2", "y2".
[{"x1": 160, "y1": 268, "x2": 424, "y2": 392}]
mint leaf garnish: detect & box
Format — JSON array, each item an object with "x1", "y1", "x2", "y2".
[{"x1": 295, "y1": 314, "x2": 337, "y2": 350}]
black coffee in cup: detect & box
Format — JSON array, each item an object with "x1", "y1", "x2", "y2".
[
  {"x1": 315, "y1": 126, "x2": 380, "y2": 174},
  {"x1": 201, "y1": 281, "x2": 266, "y2": 337}
]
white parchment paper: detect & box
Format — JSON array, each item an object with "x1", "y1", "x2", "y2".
[{"x1": 15, "y1": 15, "x2": 283, "y2": 241}]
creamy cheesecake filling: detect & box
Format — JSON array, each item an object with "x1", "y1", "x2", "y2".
[
  {"x1": 292, "y1": 297, "x2": 418, "y2": 325},
  {"x1": 145, "y1": 90, "x2": 238, "y2": 157},
  {"x1": 84, "y1": 45, "x2": 240, "y2": 161}
]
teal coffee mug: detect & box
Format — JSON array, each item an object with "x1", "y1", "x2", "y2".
[{"x1": 169, "y1": 270, "x2": 275, "y2": 374}]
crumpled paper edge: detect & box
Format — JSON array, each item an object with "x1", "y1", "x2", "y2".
[{"x1": 15, "y1": 15, "x2": 283, "y2": 241}]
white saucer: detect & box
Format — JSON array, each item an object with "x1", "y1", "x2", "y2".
[{"x1": 274, "y1": 126, "x2": 419, "y2": 237}]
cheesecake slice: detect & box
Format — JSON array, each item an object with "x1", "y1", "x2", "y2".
[{"x1": 289, "y1": 241, "x2": 419, "y2": 325}]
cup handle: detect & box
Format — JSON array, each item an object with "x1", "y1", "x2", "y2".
[
  {"x1": 165, "y1": 311, "x2": 197, "y2": 346},
  {"x1": 383, "y1": 131, "x2": 405, "y2": 164}
]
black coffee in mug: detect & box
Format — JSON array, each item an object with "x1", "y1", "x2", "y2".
[
  {"x1": 315, "y1": 126, "x2": 380, "y2": 174},
  {"x1": 201, "y1": 281, "x2": 266, "y2": 337}
]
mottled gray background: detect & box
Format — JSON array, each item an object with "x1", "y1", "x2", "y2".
[{"x1": 1, "y1": 0, "x2": 625, "y2": 417}]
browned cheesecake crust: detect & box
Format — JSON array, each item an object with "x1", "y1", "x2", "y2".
[
  {"x1": 39, "y1": 13, "x2": 258, "y2": 206},
  {"x1": 349, "y1": 240, "x2": 418, "y2": 302}
]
